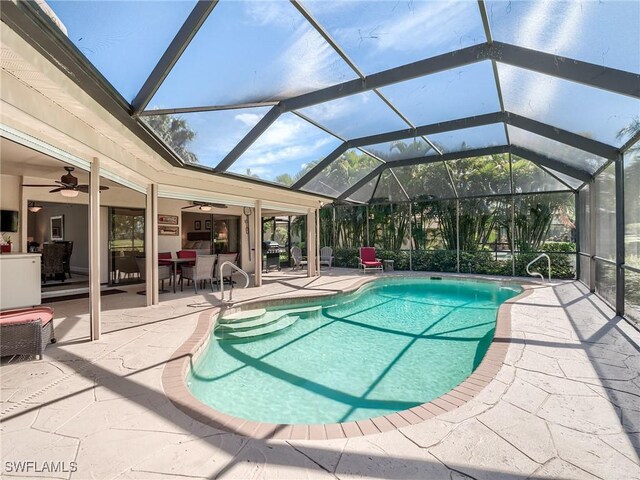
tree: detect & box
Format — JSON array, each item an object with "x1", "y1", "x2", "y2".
[{"x1": 145, "y1": 115, "x2": 199, "y2": 164}]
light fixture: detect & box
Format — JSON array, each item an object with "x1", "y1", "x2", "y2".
[
  {"x1": 27, "y1": 201, "x2": 43, "y2": 213},
  {"x1": 199, "y1": 205, "x2": 212, "y2": 212},
  {"x1": 60, "y1": 189, "x2": 79, "y2": 198}
]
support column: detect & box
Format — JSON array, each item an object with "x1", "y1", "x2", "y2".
[
  {"x1": 511, "y1": 196, "x2": 516, "y2": 277},
  {"x1": 145, "y1": 184, "x2": 158, "y2": 306},
  {"x1": 574, "y1": 191, "x2": 580, "y2": 281},
  {"x1": 332, "y1": 205, "x2": 336, "y2": 249},
  {"x1": 366, "y1": 206, "x2": 370, "y2": 246},
  {"x1": 20, "y1": 177, "x2": 27, "y2": 252},
  {"x1": 89, "y1": 158, "x2": 101, "y2": 341},
  {"x1": 307, "y1": 208, "x2": 317, "y2": 277},
  {"x1": 408, "y1": 202, "x2": 413, "y2": 271},
  {"x1": 316, "y1": 208, "x2": 321, "y2": 274},
  {"x1": 456, "y1": 200, "x2": 460, "y2": 273},
  {"x1": 589, "y1": 178, "x2": 597, "y2": 292},
  {"x1": 615, "y1": 154, "x2": 625, "y2": 316},
  {"x1": 254, "y1": 200, "x2": 262, "y2": 287}
]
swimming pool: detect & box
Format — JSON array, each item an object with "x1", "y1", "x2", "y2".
[{"x1": 187, "y1": 277, "x2": 521, "y2": 424}]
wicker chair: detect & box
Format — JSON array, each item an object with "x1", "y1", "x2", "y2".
[
  {"x1": 42, "y1": 243, "x2": 66, "y2": 283},
  {"x1": 0, "y1": 307, "x2": 56, "y2": 359},
  {"x1": 135, "y1": 257, "x2": 172, "y2": 291},
  {"x1": 180, "y1": 254, "x2": 216, "y2": 293}
]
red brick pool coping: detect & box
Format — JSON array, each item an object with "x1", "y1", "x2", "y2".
[{"x1": 162, "y1": 275, "x2": 534, "y2": 440}]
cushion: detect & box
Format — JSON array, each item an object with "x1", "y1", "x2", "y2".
[
  {"x1": 360, "y1": 247, "x2": 377, "y2": 262},
  {"x1": 0, "y1": 307, "x2": 54, "y2": 326},
  {"x1": 183, "y1": 241, "x2": 195, "y2": 249},
  {"x1": 192, "y1": 241, "x2": 202, "y2": 248},
  {"x1": 362, "y1": 261, "x2": 382, "y2": 267}
]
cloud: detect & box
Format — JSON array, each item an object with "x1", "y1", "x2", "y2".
[{"x1": 235, "y1": 112, "x2": 263, "y2": 127}]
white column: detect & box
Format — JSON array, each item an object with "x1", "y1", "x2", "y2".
[
  {"x1": 89, "y1": 157, "x2": 101, "y2": 341},
  {"x1": 254, "y1": 200, "x2": 262, "y2": 287},
  {"x1": 151, "y1": 185, "x2": 159, "y2": 304},
  {"x1": 19, "y1": 177, "x2": 27, "y2": 252},
  {"x1": 145, "y1": 184, "x2": 158, "y2": 306},
  {"x1": 316, "y1": 208, "x2": 320, "y2": 274},
  {"x1": 307, "y1": 208, "x2": 317, "y2": 277}
]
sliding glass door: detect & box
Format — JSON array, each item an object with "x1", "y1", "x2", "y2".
[{"x1": 109, "y1": 208, "x2": 145, "y2": 285}]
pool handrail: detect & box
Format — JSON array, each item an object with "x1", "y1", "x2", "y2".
[
  {"x1": 526, "y1": 253, "x2": 551, "y2": 283},
  {"x1": 218, "y1": 261, "x2": 249, "y2": 302}
]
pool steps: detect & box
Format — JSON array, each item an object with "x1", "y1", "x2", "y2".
[{"x1": 214, "y1": 306, "x2": 321, "y2": 339}]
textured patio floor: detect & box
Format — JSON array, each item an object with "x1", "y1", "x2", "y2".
[{"x1": 1, "y1": 270, "x2": 639, "y2": 479}]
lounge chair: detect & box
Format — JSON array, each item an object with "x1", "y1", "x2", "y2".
[
  {"x1": 0, "y1": 306, "x2": 56, "y2": 359},
  {"x1": 291, "y1": 246, "x2": 307, "y2": 270},
  {"x1": 359, "y1": 247, "x2": 383, "y2": 274},
  {"x1": 320, "y1": 246, "x2": 334, "y2": 268}
]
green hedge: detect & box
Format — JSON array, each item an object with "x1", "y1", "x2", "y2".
[{"x1": 333, "y1": 242, "x2": 576, "y2": 279}]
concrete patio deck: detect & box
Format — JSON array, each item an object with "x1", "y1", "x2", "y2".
[{"x1": 1, "y1": 269, "x2": 639, "y2": 479}]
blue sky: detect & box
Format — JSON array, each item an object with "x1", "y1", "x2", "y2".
[{"x1": 47, "y1": 0, "x2": 639, "y2": 184}]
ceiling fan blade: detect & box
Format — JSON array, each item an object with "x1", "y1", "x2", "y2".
[
  {"x1": 211, "y1": 203, "x2": 227, "y2": 209},
  {"x1": 49, "y1": 187, "x2": 64, "y2": 193},
  {"x1": 99, "y1": 186, "x2": 110, "y2": 191},
  {"x1": 77, "y1": 185, "x2": 89, "y2": 193},
  {"x1": 22, "y1": 184, "x2": 59, "y2": 187},
  {"x1": 181, "y1": 205, "x2": 197, "y2": 210}
]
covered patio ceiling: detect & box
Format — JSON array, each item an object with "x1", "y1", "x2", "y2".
[{"x1": 3, "y1": 0, "x2": 638, "y2": 203}]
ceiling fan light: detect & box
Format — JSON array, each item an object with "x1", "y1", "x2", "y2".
[
  {"x1": 28, "y1": 205, "x2": 42, "y2": 212},
  {"x1": 199, "y1": 205, "x2": 212, "y2": 211},
  {"x1": 60, "y1": 189, "x2": 79, "y2": 198}
]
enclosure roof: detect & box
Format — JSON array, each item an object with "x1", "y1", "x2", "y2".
[{"x1": 4, "y1": 0, "x2": 639, "y2": 203}]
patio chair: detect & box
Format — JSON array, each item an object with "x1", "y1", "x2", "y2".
[
  {"x1": 0, "y1": 306, "x2": 56, "y2": 359},
  {"x1": 291, "y1": 246, "x2": 307, "y2": 270},
  {"x1": 180, "y1": 254, "x2": 217, "y2": 293},
  {"x1": 320, "y1": 246, "x2": 334, "y2": 268},
  {"x1": 55, "y1": 241, "x2": 73, "y2": 279},
  {"x1": 135, "y1": 257, "x2": 172, "y2": 291},
  {"x1": 41, "y1": 243, "x2": 65, "y2": 283},
  {"x1": 359, "y1": 247, "x2": 383, "y2": 274},
  {"x1": 215, "y1": 253, "x2": 237, "y2": 286}
]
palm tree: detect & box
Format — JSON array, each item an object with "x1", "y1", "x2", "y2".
[{"x1": 145, "y1": 115, "x2": 199, "y2": 164}]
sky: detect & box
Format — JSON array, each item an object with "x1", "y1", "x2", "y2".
[{"x1": 46, "y1": 0, "x2": 640, "y2": 187}]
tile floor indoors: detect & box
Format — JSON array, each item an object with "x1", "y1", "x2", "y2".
[{"x1": 1, "y1": 269, "x2": 639, "y2": 479}]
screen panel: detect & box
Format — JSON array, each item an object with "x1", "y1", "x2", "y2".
[
  {"x1": 149, "y1": 0, "x2": 356, "y2": 108},
  {"x1": 508, "y1": 126, "x2": 608, "y2": 174},
  {"x1": 378, "y1": 61, "x2": 500, "y2": 126},
  {"x1": 296, "y1": 91, "x2": 408, "y2": 140},
  {"x1": 302, "y1": 0, "x2": 486, "y2": 74},
  {"x1": 487, "y1": 0, "x2": 640, "y2": 74},
  {"x1": 48, "y1": 0, "x2": 197, "y2": 102},
  {"x1": 143, "y1": 107, "x2": 271, "y2": 168},
  {"x1": 228, "y1": 112, "x2": 342, "y2": 185},
  {"x1": 301, "y1": 149, "x2": 382, "y2": 198},
  {"x1": 499, "y1": 63, "x2": 640, "y2": 147}
]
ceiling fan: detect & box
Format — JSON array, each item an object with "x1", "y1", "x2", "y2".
[
  {"x1": 182, "y1": 201, "x2": 227, "y2": 212},
  {"x1": 22, "y1": 167, "x2": 109, "y2": 198}
]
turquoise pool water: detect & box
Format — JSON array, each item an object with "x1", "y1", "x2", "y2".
[{"x1": 188, "y1": 278, "x2": 521, "y2": 424}]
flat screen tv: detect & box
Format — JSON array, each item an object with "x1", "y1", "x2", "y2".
[{"x1": 0, "y1": 210, "x2": 19, "y2": 232}]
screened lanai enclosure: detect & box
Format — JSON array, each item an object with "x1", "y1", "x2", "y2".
[{"x1": 4, "y1": 0, "x2": 638, "y2": 323}]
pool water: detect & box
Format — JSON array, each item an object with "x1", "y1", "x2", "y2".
[{"x1": 188, "y1": 278, "x2": 521, "y2": 424}]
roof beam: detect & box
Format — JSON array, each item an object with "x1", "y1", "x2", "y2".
[
  {"x1": 338, "y1": 165, "x2": 386, "y2": 200},
  {"x1": 490, "y1": 42, "x2": 640, "y2": 99},
  {"x1": 132, "y1": 1, "x2": 218, "y2": 114},
  {"x1": 138, "y1": 102, "x2": 278, "y2": 117},
  {"x1": 282, "y1": 43, "x2": 489, "y2": 112},
  {"x1": 510, "y1": 146, "x2": 592, "y2": 182},
  {"x1": 504, "y1": 112, "x2": 618, "y2": 160},
  {"x1": 214, "y1": 106, "x2": 281, "y2": 171}
]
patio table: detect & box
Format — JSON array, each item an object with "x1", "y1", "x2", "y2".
[{"x1": 163, "y1": 258, "x2": 195, "y2": 293}]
